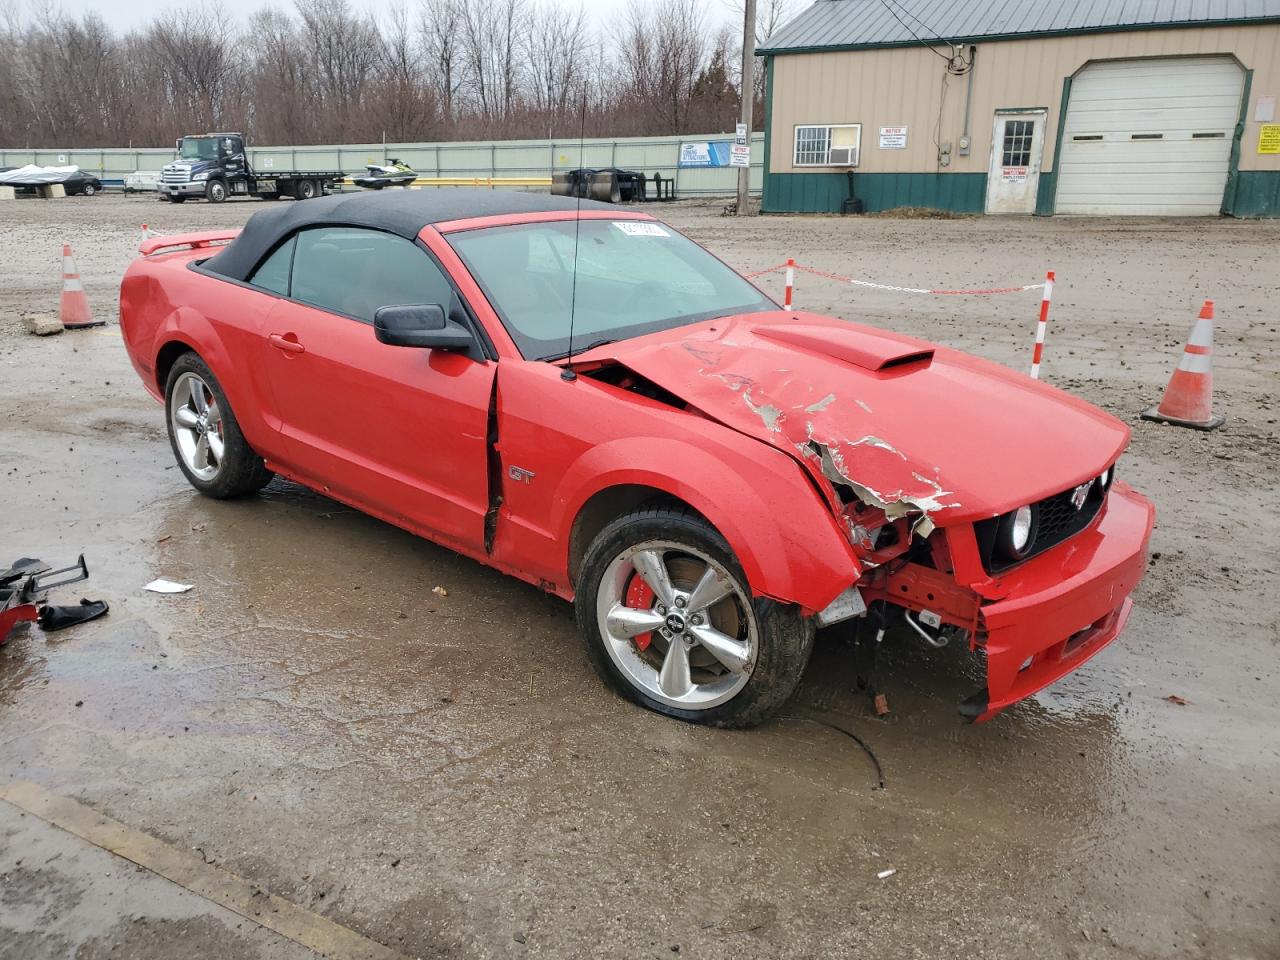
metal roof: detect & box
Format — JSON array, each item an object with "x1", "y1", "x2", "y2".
[{"x1": 759, "y1": 0, "x2": 1280, "y2": 54}]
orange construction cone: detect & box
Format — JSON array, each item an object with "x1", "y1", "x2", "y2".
[
  {"x1": 59, "y1": 244, "x2": 101, "y2": 329},
  {"x1": 1141, "y1": 299, "x2": 1223, "y2": 431}
]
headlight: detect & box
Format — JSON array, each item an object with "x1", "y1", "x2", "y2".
[
  {"x1": 1099, "y1": 464, "x2": 1114, "y2": 490},
  {"x1": 192, "y1": 170, "x2": 208, "y2": 181},
  {"x1": 995, "y1": 504, "x2": 1038, "y2": 562}
]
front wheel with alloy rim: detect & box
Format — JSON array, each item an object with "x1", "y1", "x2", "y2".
[
  {"x1": 164, "y1": 353, "x2": 273, "y2": 498},
  {"x1": 205, "y1": 180, "x2": 227, "y2": 203},
  {"x1": 575, "y1": 504, "x2": 813, "y2": 727}
]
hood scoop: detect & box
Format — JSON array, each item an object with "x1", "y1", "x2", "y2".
[{"x1": 754, "y1": 323, "x2": 934, "y2": 372}]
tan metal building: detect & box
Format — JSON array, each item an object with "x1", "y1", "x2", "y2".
[{"x1": 757, "y1": 0, "x2": 1280, "y2": 216}]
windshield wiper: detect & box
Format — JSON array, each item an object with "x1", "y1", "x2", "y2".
[{"x1": 548, "y1": 338, "x2": 617, "y2": 361}]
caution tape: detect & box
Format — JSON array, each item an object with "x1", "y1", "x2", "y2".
[
  {"x1": 742, "y1": 261, "x2": 793, "y2": 280},
  {"x1": 747, "y1": 260, "x2": 1045, "y2": 296}
]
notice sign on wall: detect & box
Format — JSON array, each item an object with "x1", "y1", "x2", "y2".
[
  {"x1": 1002, "y1": 167, "x2": 1028, "y2": 183},
  {"x1": 1259, "y1": 124, "x2": 1280, "y2": 155},
  {"x1": 878, "y1": 126, "x2": 908, "y2": 149}
]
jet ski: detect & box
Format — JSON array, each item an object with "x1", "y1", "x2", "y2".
[{"x1": 352, "y1": 159, "x2": 417, "y2": 189}]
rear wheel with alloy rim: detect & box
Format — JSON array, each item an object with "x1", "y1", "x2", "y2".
[
  {"x1": 164, "y1": 353, "x2": 273, "y2": 498},
  {"x1": 575, "y1": 503, "x2": 813, "y2": 727}
]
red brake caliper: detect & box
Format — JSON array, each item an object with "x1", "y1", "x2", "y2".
[{"x1": 625, "y1": 574, "x2": 657, "y2": 652}]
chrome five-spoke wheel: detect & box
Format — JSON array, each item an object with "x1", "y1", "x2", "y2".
[
  {"x1": 576, "y1": 505, "x2": 814, "y2": 727},
  {"x1": 596, "y1": 540, "x2": 757, "y2": 710},
  {"x1": 169, "y1": 370, "x2": 225, "y2": 482}
]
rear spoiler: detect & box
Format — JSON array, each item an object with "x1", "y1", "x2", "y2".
[{"x1": 138, "y1": 229, "x2": 240, "y2": 256}]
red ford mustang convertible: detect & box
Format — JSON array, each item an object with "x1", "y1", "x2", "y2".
[{"x1": 120, "y1": 191, "x2": 1154, "y2": 726}]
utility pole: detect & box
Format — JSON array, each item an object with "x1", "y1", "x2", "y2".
[{"x1": 735, "y1": 0, "x2": 757, "y2": 216}]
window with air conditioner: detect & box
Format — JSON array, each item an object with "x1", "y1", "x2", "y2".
[{"x1": 793, "y1": 124, "x2": 861, "y2": 167}]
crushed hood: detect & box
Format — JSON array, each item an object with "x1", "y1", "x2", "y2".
[{"x1": 586, "y1": 311, "x2": 1129, "y2": 529}]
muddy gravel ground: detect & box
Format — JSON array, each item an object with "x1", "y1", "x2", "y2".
[{"x1": 1, "y1": 194, "x2": 1277, "y2": 960}]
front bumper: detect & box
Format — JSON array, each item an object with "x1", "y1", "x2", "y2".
[
  {"x1": 961, "y1": 482, "x2": 1154, "y2": 721},
  {"x1": 160, "y1": 182, "x2": 206, "y2": 197}
]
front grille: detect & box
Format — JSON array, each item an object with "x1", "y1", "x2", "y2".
[
  {"x1": 974, "y1": 480, "x2": 1107, "y2": 573},
  {"x1": 161, "y1": 167, "x2": 190, "y2": 184}
]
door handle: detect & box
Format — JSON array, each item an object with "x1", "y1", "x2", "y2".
[{"x1": 269, "y1": 333, "x2": 305, "y2": 354}]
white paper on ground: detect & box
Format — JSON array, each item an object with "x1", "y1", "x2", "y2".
[{"x1": 144, "y1": 578, "x2": 194, "y2": 594}]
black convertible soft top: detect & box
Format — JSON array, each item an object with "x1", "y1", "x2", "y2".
[{"x1": 204, "y1": 188, "x2": 616, "y2": 282}]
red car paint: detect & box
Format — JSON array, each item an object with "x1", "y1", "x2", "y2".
[{"x1": 119, "y1": 209, "x2": 1154, "y2": 721}]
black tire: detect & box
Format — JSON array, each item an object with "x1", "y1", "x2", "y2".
[
  {"x1": 81, "y1": 183, "x2": 97, "y2": 196},
  {"x1": 205, "y1": 180, "x2": 228, "y2": 203},
  {"x1": 294, "y1": 179, "x2": 317, "y2": 200},
  {"x1": 575, "y1": 503, "x2": 814, "y2": 728},
  {"x1": 164, "y1": 352, "x2": 273, "y2": 499}
]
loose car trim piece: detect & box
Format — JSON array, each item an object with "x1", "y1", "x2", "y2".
[{"x1": 119, "y1": 190, "x2": 1154, "y2": 727}]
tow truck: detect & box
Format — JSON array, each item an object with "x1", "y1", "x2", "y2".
[{"x1": 159, "y1": 132, "x2": 345, "y2": 204}]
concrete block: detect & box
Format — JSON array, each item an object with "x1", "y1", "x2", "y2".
[
  {"x1": 0, "y1": 186, "x2": 14, "y2": 201},
  {"x1": 38, "y1": 183, "x2": 66, "y2": 199},
  {"x1": 21, "y1": 313, "x2": 64, "y2": 336}
]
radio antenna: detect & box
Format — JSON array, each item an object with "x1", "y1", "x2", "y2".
[{"x1": 561, "y1": 84, "x2": 589, "y2": 382}]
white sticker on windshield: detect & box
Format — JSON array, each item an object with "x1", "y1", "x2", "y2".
[{"x1": 613, "y1": 221, "x2": 669, "y2": 237}]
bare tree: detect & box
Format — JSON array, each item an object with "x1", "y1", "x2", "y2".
[
  {"x1": 457, "y1": 0, "x2": 525, "y2": 130},
  {"x1": 147, "y1": 11, "x2": 243, "y2": 132},
  {"x1": 616, "y1": 0, "x2": 708, "y2": 134},
  {"x1": 294, "y1": 0, "x2": 384, "y2": 139},
  {"x1": 419, "y1": 0, "x2": 465, "y2": 131},
  {"x1": 369, "y1": 4, "x2": 439, "y2": 143},
  {"x1": 524, "y1": 2, "x2": 590, "y2": 134},
  {"x1": 245, "y1": 8, "x2": 313, "y2": 143},
  {"x1": 0, "y1": 0, "x2": 748, "y2": 148}
]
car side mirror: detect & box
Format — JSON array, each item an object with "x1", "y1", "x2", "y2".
[{"x1": 374, "y1": 304, "x2": 476, "y2": 354}]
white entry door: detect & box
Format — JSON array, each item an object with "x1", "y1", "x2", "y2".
[{"x1": 985, "y1": 110, "x2": 1047, "y2": 214}]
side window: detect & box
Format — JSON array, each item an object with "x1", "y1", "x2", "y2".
[
  {"x1": 290, "y1": 227, "x2": 455, "y2": 323},
  {"x1": 248, "y1": 236, "x2": 296, "y2": 296}
]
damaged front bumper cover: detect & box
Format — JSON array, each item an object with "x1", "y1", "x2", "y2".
[{"x1": 960, "y1": 483, "x2": 1154, "y2": 722}]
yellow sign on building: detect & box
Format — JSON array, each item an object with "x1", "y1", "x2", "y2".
[{"x1": 1259, "y1": 124, "x2": 1280, "y2": 154}]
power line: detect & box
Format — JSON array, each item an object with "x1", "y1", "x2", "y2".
[
  {"x1": 872, "y1": 0, "x2": 951, "y2": 61},
  {"x1": 872, "y1": 0, "x2": 972, "y2": 73}
]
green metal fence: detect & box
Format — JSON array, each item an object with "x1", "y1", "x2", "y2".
[{"x1": 0, "y1": 133, "x2": 764, "y2": 196}]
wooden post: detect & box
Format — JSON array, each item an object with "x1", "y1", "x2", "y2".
[{"x1": 736, "y1": 0, "x2": 758, "y2": 216}]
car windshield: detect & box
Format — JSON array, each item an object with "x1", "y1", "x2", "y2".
[
  {"x1": 180, "y1": 138, "x2": 220, "y2": 161},
  {"x1": 447, "y1": 219, "x2": 775, "y2": 360}
]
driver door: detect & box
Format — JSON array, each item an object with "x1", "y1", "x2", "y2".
[{"x1": 254, "y1": 226, "x2": 495, "y2": 553}]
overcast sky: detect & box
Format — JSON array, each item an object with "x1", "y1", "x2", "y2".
[{"x1": 16, "y1": 0, "x2": 747, "y2": 35}]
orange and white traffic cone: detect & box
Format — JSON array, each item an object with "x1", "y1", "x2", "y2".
[
  {"x1": 1141, "y1": 299, "x2": 1223, "y2": 431},
  {"x1": 59, "y1": 244, "x2": 101, "y2": 329}
]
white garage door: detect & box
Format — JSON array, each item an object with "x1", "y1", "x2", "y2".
[{"x1": 1056, "y1": 56, "x2": 1244, "y2": 215}]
